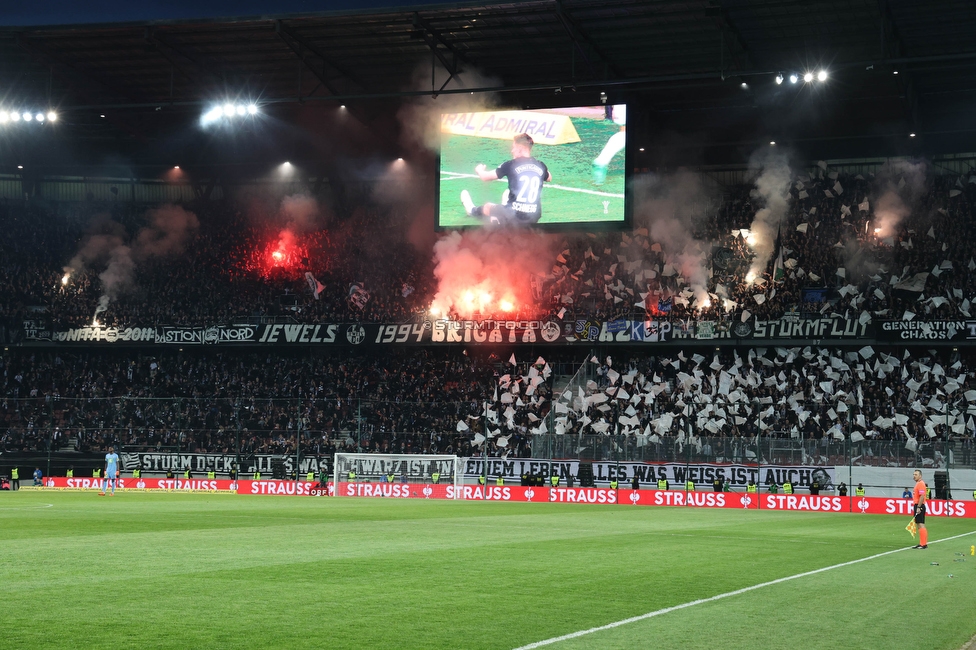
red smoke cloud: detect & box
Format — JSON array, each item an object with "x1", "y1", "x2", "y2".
[{"x1": 429, "y1": 229, "x2": 558, "y2": 320}]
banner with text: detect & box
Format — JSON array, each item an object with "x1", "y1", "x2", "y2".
[
  {"x1": 119, "y1": 452, "x2": 330, "y2": 477},
  {"x1": 21, "y1": 317, "x2": 878, "y2": 347},
  {"x1": 877, "y1": 320, "x2": 976, "y2": 342},
  {"x1": 462, "y1": 459, "x2": 835, "y2": 490}
]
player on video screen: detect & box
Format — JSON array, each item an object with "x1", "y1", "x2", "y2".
[
  {"x1": 592, "y1": 104, "x2": 626, "y2": 185},
  {"x1": 460, "y1": 133, "x2": 552, "y2": 226}
]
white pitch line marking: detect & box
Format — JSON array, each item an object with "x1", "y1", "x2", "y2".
[
  {"x1": 440, "y1": 170, "x2": 624, "y2": 198},
  {"x1": 513, "y1": 529, "x2": 976, "y2": 650}
]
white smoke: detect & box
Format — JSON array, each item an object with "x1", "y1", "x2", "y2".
[
  {"x1": 872, "y1": 160, "x2": 927, "y2": 238},
  {"x1": 631, "y1": 171, "x2": 718, "y2": 309},
  {"x1": 65, "y1": 205, "x2": 199, "y2": 321},
  {"x1": 746, "y1": 149, "x2": 793, "y2": 283},
  {"x1": 397, "y1": 64, "x2": 502, "y2": 153}
]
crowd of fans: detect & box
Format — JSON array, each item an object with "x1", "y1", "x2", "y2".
[
  {"x1": 552, "y1": 347, "x2": 975, "y2": 468},
  {"x1": 0, "y1": 199, "x2": 435, "y2": 335},
  {"x1": 543, "y1": 168, "x2": 976, "y2": 325},
  {"x1": 0, "y1": 349, "x2": 514, "y2": 459},
  {"x1": 1, "y1": 346, "x2": 973, "y2": 469},
  {"x1": 3, "y1": 163, "x2": 976, "y2": 332},
  {"x1": 2, "y1": 161, "x2": 976, "y2": 469}
]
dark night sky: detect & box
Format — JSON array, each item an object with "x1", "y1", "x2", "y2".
[{"x1": 1, "y1": 0, "x2": 471, "y2": 27}]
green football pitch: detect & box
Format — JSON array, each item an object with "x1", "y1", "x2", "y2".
[
  {"x1": 3, "y1": 491, "x2": 975, "y2": 649},
  {"x1": 438, "y1": 116, "x2": 626, "y2": 228}
]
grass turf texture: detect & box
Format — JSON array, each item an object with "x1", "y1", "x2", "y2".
[
  {"x1": 439, "y1": 116, "x2": 625, "y2": 227},
  {"x1": 2, "y1": 491, "x2": 975, "y2": 650}
]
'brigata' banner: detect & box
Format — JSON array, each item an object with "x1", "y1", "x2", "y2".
[{"x1": 20, "y1": 317, "x2": 877, "y2": 347}]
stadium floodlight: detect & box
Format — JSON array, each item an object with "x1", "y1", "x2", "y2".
[
  {"x1": 23, "y1": 112, "x2": 32, "y2": 121},
  {"x1": 909, "y1": 132, "x2": 916, "y2": 138},
  {"x1": 10, "y1": 111, "x2": 20, "y2": 122},
  {"x1": 893, "y1": 70, "x2": 899, "y2": 75},
  {"x1": 200, "y1": 105, "x2": 223, "y2": 126},
  {"x1": 235, "y1": 105, "x2": 246, "y2": 116},
  {"x1": 817, "y1": 70, "x2": 828, "y2": 82},
  {"x1": 803, "y1": 72, "x2": 814, "y2": 83},
  {"x1": 223, "y1": 103, "x2": 235, "y2": 117},
  {"x1": 35, "y1": 113, "x2": 44, "y2": 122},
  {"x1": 47, "y1": 111, "x2": 57, "y2": 122},
  {"x1": 0, "y1": 111, "x2": 7, "y2": 123},
  {"x1": 789, "y1": 74, "x2": 799, "y2": 84},
  {"x1": 775, "y1": 73, "x2": 784, "y2": 85},
  {"x1": 247, "y1": 104, "x2": 258, "y2": 115},
  {"x1": 770, "y1": 141, "x2": 776, "y2": 146}
]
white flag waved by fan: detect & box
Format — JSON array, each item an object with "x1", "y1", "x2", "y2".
[{"x1": 304, "y1": 272, "x2": 325, "y2": 300}]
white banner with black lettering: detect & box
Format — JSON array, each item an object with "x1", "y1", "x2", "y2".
[{"x1": 462, "y1": 458, "x2": 835, "y2": 489}]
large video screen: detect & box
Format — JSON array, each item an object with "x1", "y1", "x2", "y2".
[{"x1": 437, "y1": 105, "x2": 628, "y2": 229}]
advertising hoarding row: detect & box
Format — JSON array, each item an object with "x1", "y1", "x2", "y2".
[{"x1": 37, "y1": 477, "x2": 975, "y2": 519}]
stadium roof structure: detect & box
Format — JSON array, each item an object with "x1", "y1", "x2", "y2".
[{"x1": 2, "y1": 0, "x2": 976, "y2": 170}]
